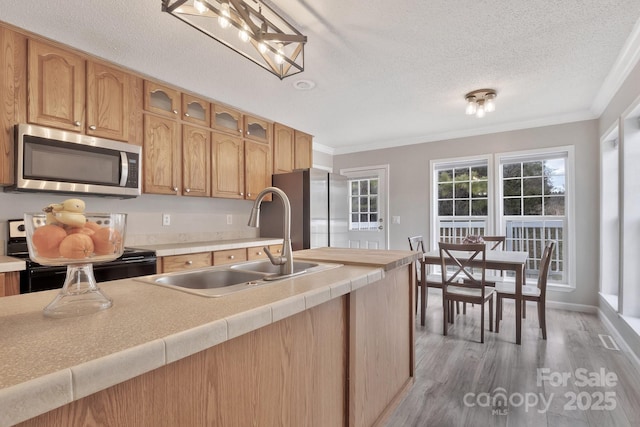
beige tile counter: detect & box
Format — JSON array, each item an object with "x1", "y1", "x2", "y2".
[
  {"x1": 0, "y1": 256, "x2": 26, "y2": 273},
  {"x1": 135, "y1": 238, "x2": 283, "y2": 257},
  {"x1": 0, "y1": 252, "x2": 395, "y2": 426}
]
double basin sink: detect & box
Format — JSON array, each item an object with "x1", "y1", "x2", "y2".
[{"x1": 136, "y1": 259, "x2": 340, "y2": 297}]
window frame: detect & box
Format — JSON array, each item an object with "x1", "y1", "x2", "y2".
[
  {"x1": 495, "y1": 146, "x2": 576, "y2": 289},
  {"x1": 429, "y1": 154, "x2": 494, "y2": 250}
]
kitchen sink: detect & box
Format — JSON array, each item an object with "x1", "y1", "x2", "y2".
[
  {"x1": 230, "y1": 260, "x2": 320, "y2": 275},
  {"x1": 135, "y1": 260, "x2": 341, "y2": 297}
]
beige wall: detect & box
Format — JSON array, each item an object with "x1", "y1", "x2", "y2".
[
  {"x1": 333, "y1": 120, "x2": 599, "y2": 307},
  {"x1": 0, "y1": 192, "x2": 258, "y2": 254}
]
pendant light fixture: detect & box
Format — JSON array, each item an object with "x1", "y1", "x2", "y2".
[{"x1": 162, "y1": 0, "x2": 307, "y2": 79}]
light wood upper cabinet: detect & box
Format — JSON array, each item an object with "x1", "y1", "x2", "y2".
[
  {"x1": 211, "y1": 132, "x2": 244, "y2": 199},
  {"x1": 27, "y1": 39, "x2": 85, "y2": 131},
  {"x1": 143, "y1": 114, "x2": 181, "y2": 195},
  {"x1": 245, "y1": 140, "x2": 272, "y2": 201},
  {"x1": 273, "y1": 123, "x2": 295, "y2": 174},
  {"x1": 244, "y1": 114, "x2": 272, "y2": 144},
  {"x1": 0, "y1": 26, "x2": 26, "y2": 186},
  {"x1": 144, "y1": 80, "x2": 181, "y2": 119},
  {"x1": 212, "y1": 104, "x2": 243, "y2": 136},
  {"x1": 182, "y1": 125, "x2": 211, "y2": 197},
  {"x1": 294, "y1": 130, "x2": 313, "y2": 170},
  {"x1": 182, "y1": 94, "x2": 210, "y2": 127},
  {"x1": 86, "y1": 61, "x2": 130, "y2": 141}
]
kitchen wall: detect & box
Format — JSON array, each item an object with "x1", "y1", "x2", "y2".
[
  {"x1": 0, "y1": 191, "x2": 259, "y2": 255},
  {"x1": 0, "y1": 148, "x2": 334, "y2": 254},
  {"x1": 333, "y1": 119, "x2": 599, "y2": 308}
]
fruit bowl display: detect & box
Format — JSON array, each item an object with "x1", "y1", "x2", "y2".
[{"x1": 24, "y1": 209, "x2": 127, "y2": 318}]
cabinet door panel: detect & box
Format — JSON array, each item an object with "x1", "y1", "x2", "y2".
[
  {"x1": 28, "y1": 39, "x2": 85, "y2": 131},
  {"x1": 143, "y1": 114, "x2": 180, "y2": 195},
  {"x1": 294, "y1": 130, "x2": 313, "y2": 170},
  {"x1": 182, "y1": 94, "x2": 210, "y2": 127},
  {"x1": 182, "y1": 125, "x2": 211, "y2": 197},
  {"x1": 273, "y1": 123, "x2": 294, "y2": 174},
  {"x1": 244, "y1": 115, "x2": 272, "y2": 144},
  {"x1": 212, "y1": 104, "x2": 243, "y2": 136},
  {"x1": 245, "y1": 140, "x2": 272, "y2": 201},
  {"x1": 212, "y1": 132, "x2": 244, "y2": 199},
  {"x1": 144, "y1": 80, "x2": 180, "y2": 118},
  {"x1": 86, "y1": 61, "x2": 130, "y2": 141}
]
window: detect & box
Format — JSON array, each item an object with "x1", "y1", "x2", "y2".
[
  {"x1": 433, "y1": 157, "x2": 491, "y2": 243},
  {"x1": 430, "y1": 148, "x2": 574, "y2": 287},
  {"x1": 498, "y1": 148, "x2": 574, "y2": 286},
  {"x1": 349, "y1": 177, "x2": 379, "y2": 230}
]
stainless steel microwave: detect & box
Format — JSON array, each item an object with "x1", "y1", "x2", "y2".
[{"x1": 7, "y1": 124, "x2": 141, "y2": 198}]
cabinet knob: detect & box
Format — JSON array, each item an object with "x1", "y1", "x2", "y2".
[
  {"x1": 89, "y1": 125, "x2": 97, "y2": 130},
  {"x1": 257, "y1": 251, "x2": 262, "y2": 255},
  {"x1": 173, "y1": 187, "x2": 178, "y2": 192},
  {"x1": 172, "y1": 109, "x2": 178, "y2": 115},
  {"x1": 184, "y1": 113, "x2": 190, "y2": 118},
  {"x1": 246, "y1": 131, "x2": 250, "y2": 135},
  {"x1": 74, "y1": 121, "x2": 81, "y2": 127},
  {"x1": 238, "y1": 129, "x2": 242, "y2": 134},
  {"x1": 247, "y1": 193, "x2": 251, "y2": 197},
  {"x1": 240, "y1": 192, "x2": 244, "y2": 196},
  {"x1": 185, "y1": 188, "x2": 191, "y2": 193},
  {"x1": 185, "y1": 260, "x2": 193, "y2": 265},
  {"x1": 229, "y1": 255, "x2": 235, "y2": 260}
]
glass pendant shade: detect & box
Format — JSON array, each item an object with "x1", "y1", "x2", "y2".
[{"x1": 465, "y1": 96, "x2": 477, "y2": 115}]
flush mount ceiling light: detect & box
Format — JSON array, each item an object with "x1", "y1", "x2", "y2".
[
  {"x1": 464, "y1": 89, "x2": 497, "y2": 118},
  {"x1": 162, "y1": 0, "x2": 307, "y2": 79}
]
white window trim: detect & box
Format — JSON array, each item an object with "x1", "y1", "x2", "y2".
[
  {"x1": 429, "y1": 154, "x2": 493, "y2": 251},
  {"x1": 494, "y1": 145, "x2": 576, "y2": 290}
]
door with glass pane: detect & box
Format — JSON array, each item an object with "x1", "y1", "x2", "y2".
[{"x1": 341, "y1": 166, "x2": 388, "y2": 249}]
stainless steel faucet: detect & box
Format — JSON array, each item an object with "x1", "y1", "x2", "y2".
[{"x1": 247, "y1": 186, "x2": 294, "y2": 277}]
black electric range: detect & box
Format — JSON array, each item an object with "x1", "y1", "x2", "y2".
[{"x1": 6, "y1": 219, "x2": 157, "y2": 293}]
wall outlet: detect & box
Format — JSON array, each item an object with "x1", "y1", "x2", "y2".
[
  {"x1": 227, "y1": 214, "x2": 233, "y2": 225},
  {"x1": 162, "y1": 213, "x2": 171, "y2": 226},
  {"x1": 392, "y1": 216, "x2": 401, "y2": 224}
]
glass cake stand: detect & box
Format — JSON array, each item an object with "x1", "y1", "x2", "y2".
[{"x1": 24, "y1": 212, "x2": 127, "y2": 318}]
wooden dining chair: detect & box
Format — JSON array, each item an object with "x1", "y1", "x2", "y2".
[
  {"x1": 439, "y1": 241, "x2": 495, "y2": 343},
  {"x1": 408, "y1": 236, "x2": 452, "y2": 325},
  {"x1": 495, "y1": 241, "x2": 555, "y2": 339}
]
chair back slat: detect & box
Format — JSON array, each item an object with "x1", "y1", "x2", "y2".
[
  {"x1": 537, "y1": 241, "x2": 556, "y2": 297},
  {"x1": 408, "y1": 235, "x2": 425, "y2": 284},
  {"x1": 438, "y1": 242, "x2": 486, "y2": 290},
  {"x1": 482, "y1": 235, "x2": 506, "y2": 251}
]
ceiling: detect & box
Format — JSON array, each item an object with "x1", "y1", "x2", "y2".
[{"x1": 1, "y1": 1, "x2": 640, "y2": 155}]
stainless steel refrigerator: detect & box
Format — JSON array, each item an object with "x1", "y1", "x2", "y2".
[{"x1": 259, "y1": 168, "x2": 349, "y2": 250}]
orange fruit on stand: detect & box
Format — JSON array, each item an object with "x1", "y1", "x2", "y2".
[
  {"x1": 84, "y1": 221, "x2": 102, "y2": 232},
  {"x1": 32, "y1": 224, "x2": 67, "y2": 254},
  {"x1": 59, "y1": 234, "x2": 95, "y2": 259},
  {"x1": 91, "y1": 227, "x2": 122, "y2": 255},
  {"x1": 66, "y1": 227, "x2": 95, "y2": 236}
]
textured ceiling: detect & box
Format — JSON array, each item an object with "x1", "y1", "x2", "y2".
[{"x1": 1, "y1": 1, "x2": 640, "y2": 154}]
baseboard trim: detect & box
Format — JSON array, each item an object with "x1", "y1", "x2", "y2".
[
  {"x1": 545, "y1": 300, "x2": 598, "y2": 314},
  {"x1": 597, "y1": 307, "x2": 640, "y2": 375}
]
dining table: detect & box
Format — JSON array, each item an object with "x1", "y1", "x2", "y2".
[{"x1": 421, "y1": 249, "x2": 529, "y2": 344}]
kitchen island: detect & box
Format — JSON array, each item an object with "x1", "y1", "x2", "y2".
[{"x1": 0, "y1": 248, "x2": 418, "y2": 427}]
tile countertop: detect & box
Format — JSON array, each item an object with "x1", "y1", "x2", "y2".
[
  {"x1": 0, "y1": 256, "x2": 26, "y2": 273},
  {"x1": 0, "y1": 248, "x2": 418, "y2": 426},
  {"x1": 135, "y1": 237, "x2": 284, "y2": 257}
]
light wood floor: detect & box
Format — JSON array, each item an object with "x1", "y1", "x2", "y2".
[{"x1": 384, "y1": 291, "x2": 640, "y2": 427}]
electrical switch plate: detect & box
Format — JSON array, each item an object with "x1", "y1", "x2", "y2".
[
  {"x1": 227, "y1": 214, "x2": 233, "y2": 225},
  {"x1": 392, "y1": 216, "x2": 401, "y2": 224},
  {"x1": 162, "y1": 213, "x2": 171, "y2": 226}
]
